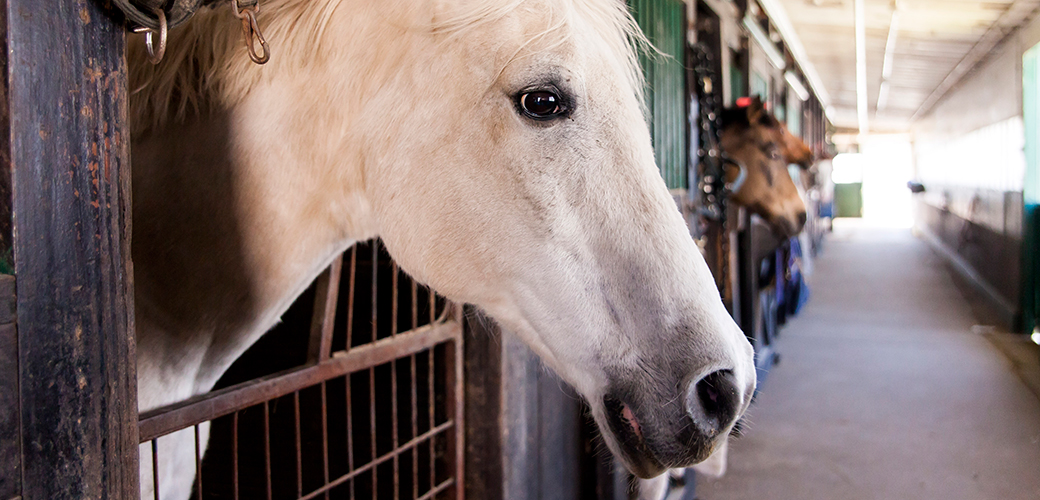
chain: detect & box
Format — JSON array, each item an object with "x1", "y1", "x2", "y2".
[
  {"x1": 690, "y1": 43, "x2": 726, "y2": 223},
  {"x1": 690, "y1": 43, "x2": 733, "y2": 304}
]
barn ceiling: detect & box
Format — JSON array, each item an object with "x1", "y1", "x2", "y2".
[{"x1": 768, "y1": 0, "x2": 1040, "y2": 133}]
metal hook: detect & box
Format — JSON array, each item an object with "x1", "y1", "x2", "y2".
[
  {"x1": 241, "y1": 10, "x2": 270, "y2": 64},
  {"x1": 133, "y1": 8, "x2": 167, "y2": 64},
  {"x1": 231, "y1": 1, "x2": 270, "y2": 65}
]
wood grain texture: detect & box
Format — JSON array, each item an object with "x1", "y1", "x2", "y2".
[
  {"x1": 0, "y1": 0, "x2": 10, "y2": 274},
  {"x1": 0, "y1": 276, "x2": 14, "y2": 325},
  {"x1": 0, "y1": 6, "x2": 16, "y2": 496},
  {"x1": 463, "y1": 309, "x2": 505, "y2": 500},
  {"x1": 0, "y1": 323, "x2": 19, "y2": 500},
  {"x1": 463, "y1": 309, "x2": 599, "y2": 500},
  {"x1": 7, "y1": 0, "x2": 138, "y2": 498}
]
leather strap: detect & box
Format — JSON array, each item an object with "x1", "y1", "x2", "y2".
[{"x1": 114, "y1": 0, "x2": 253, "y2": 31}]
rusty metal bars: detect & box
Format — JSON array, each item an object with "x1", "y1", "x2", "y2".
[
  {"x1": 139, "y1": 239, "x2": 463, "y2": 500},
  {"x1": 308, "y1": 256, "x2": 343, "y2": 363}
]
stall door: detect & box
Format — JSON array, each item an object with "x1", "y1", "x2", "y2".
[{"x1": 631, "y1": 0, "x2": 689, "y2": 191}]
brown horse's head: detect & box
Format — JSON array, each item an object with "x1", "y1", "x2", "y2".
[{"x1": 720, "y1": 97, "x2": 808, "y2": 237}]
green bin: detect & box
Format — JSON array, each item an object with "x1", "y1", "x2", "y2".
[{"x1": 834, "y1": 182, "x2": 863, "y2": 218}]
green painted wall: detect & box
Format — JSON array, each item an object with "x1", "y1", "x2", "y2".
[{"x1": 630, "y1": 0, "x2": 688, "y2": 190}]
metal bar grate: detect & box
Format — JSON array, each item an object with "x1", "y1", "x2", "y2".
[{"x1": 140, "y1": 239, "x2": 463, "y2": 500}]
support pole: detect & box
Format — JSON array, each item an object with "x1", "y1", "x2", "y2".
[{"x1": 6, "y1": 0, "x2": 138, "y2": 498}]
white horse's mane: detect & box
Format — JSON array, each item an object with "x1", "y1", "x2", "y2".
[{"x1": 128, "y1": 0, "x2": 649, "y2": 137}]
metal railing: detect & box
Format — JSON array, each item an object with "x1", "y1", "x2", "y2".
[{"x1": 139, "y1": 239, "x2": 464, "y2": 500}]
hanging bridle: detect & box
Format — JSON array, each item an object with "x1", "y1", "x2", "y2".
[
  {"x1": 113, "y1": 0, "x2": 207, "y2": 31},
  {"x1": 113, "y1": 0, "x2": 270, "y2": 65},
  {"x1": 691, "y1": 43, "x2": 746, "y2": 222},
  {"x1": 690, "y1": 42, "x2": 746, "y2": 303}
]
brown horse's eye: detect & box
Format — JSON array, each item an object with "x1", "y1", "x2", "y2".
[{"x1": 518, "y1": 91, "x2": 565, "y2": 120}]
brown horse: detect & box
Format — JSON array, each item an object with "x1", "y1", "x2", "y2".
[{"x1": 721, "y1": 97, "x2": 809, "y2": 237}]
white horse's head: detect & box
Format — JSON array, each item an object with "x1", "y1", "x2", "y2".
[
  {"x1": 135, "y1": 0, "x2": 756, "y2": 478},
  {"x1": 361, "y1": 0, "x2": 756, "y2": 476}
]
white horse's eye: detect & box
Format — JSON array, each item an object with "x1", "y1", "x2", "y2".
[{"x1": 518, "y1": 91, "x2": 566, "y2": 120}]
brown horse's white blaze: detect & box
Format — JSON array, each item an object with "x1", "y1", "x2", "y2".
[
  {"x1": 130, "y1": 0, "x2": 755, "y2": 497},
  {"x1": 721, "y1": 97, "x2": 809, "y2": 237}
]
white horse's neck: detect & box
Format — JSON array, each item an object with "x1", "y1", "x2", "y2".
[
  {"x1": 130, "y1": 1, "x2": 435, "y2": 411},
  {"x1": 132, "y1": 107, "x2": 372, "y2": 410},
  {"x1": 132, "y1": 84, "x2": 382, "y2": 413}
]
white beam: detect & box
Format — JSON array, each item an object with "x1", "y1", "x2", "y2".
[
  {"x1": 785, "y1": 71, "x2": 810, "y2": 101},
  {"x1": 756, "y1": 0, "x2": 834, "y2": 115},
  {"x1": 855, "y1": 0, "x2": 869, "y2": 136},
  {"x1": 743, "y1": 15, "x2": 787, "y2": 70},
  {"x1": 877, "y1": 5, "x2": 901, "y2": 112}
]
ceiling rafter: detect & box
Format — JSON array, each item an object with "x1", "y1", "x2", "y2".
[{"x1": 776, "y1": 0, "x2": 1040, "y2": 132}]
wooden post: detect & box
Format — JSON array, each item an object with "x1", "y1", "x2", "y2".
[
  {"x1": 463, "y1": 308, "x2": 590, "y2": 500},
  {"x1": 462, "y1": 309, "x2": 504, "y2": 500},
  {"x1": 0, "y1": 277, "x2": 18, "y2": 500},
  {"x1": 5, "y1": 0, "x2": 138, "y2": 498}
]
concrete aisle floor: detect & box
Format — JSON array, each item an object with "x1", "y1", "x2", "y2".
[{"x1": 696, "y1": 222, "x2": 1040, "y2": 500}]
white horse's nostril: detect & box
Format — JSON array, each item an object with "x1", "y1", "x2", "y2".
[{"x1": 685, "y1": 369, "x2": 742, "y2": 438}]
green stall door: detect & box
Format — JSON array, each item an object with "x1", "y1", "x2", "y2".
[
  {"x1": 629, "y1": 0, "x2": 688, "y2": 191},
  {"x1": 834, "y1": 183, "x2": 863, "y2": 218}
]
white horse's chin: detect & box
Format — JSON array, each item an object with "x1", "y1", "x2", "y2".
[
  {"x1": 595, "y1": 401, "x2": 667, "y2": 478},
  {"x1": 480, "y1": 280, "x2": 755, "y2": 478},
  {"x1": 591, "y1": 383, "x2": 745, "y2": 479}
]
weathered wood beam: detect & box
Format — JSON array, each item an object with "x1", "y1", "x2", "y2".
[{"x1": 6, "y1": 0, "x2": 138, "y2": 497}]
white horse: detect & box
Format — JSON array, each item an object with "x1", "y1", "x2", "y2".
[{"x1": 129, "y1": 0, "x2": 756, "y2": 498}]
